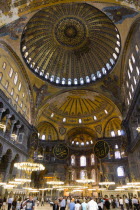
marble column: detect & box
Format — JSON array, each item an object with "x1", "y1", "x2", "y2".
[
  {"x1": 16, "y1": 125, "x2": 21, "y2": 142},
  {"x1": 4, "y1": 114, "x2": 12, "y2": 133},
  {"x1": 0, "y1": 108, "x2": 6, "y2": 121},
  {"x1": 10, "y1": 120, "x2": 17, "y2": 135},
  {"x1": 3, "y1": 160, "x2": 12, "y2": 182}
]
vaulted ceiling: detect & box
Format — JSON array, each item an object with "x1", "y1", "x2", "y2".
[{"x1": 0, "y1": 0, "x2": 139, "y2": 140}]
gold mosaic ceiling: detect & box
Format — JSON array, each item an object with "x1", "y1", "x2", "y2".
[
  {"x1": 41, "y1": 90, "x2": 122, "y2": 126},
  {"x1": 21, "y1": 3, "x2": 121, "y2": 86}
]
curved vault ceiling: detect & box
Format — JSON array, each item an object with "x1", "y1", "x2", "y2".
[
  {"x1": 21, "y1": 3, "x2": 121, "y2": 86},
  {"x1": 41, "y1": 90, "x2": 122, "y2": 126},
  {"x1": 37, "y1": 122, "x2": 58, "y2": 140}
]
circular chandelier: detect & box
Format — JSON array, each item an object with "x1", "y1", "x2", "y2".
[
  {"x1": 0, "y1": 182, "x2": 6, "y2": 186},
  {"x1": 46, "y1": 181, "x2": 64, "y2": 185},
  {"x1": 14, "y1": 162, "x2": 45, "y2": 171},
  {"x1": 99, "y1": 182, "x2": 115, "y2": 185},
  {"x1": 21, "y1": 3, "x2": 121, "y2": 86},
  {"x1": 76, "y1": 179, "x2": 95, "y2": 183},
  {"x1": 14, "y1": 178, "x2": 31, "y2": 183}
]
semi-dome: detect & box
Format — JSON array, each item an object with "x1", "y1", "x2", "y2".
[
  {"x1": 21, "y1": 3, "x2": 121, "y2": 86},
  {"x1": 41, "y1": 90, "x2": 122, "y2": 126}
]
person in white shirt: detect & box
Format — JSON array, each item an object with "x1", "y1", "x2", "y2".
[
  {"x1": 67, "y1": 197, "x2": 71, "y2": 210},
  {"x1": 87, "y1": 198, "x2": 98, "y2": 210},
  {"x1": 119, "y1": 197, "x2": 124, "y2": 210},
  {"x1": 132, "y1": 197, "x2": 139, "y2": 210},
  {"x1": 124, "y1": 196, "x2": 129, "y2": 210},
  {"x1": 81, "y1": 199, "x2": 87, "y2": 210},
  {"x1": 60, "y1": 197, "x2": 66, "y2": 210},
  {"x1": 7, "y1": 196, "x2": 13, "y2": 210},
  {"x1": 75, "y1": 200, "x2": 81, "y2": 210}
]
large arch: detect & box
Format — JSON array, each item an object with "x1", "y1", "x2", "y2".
[
  {"x1": 0, "y1": 41, "x2": 34, "y2": 123},
  {"x1": 121, "y1": 18, "x2": 140, "y2": 109},
  {"x1": 37, "y1": 121, "x2": 59, "y2": 141}
]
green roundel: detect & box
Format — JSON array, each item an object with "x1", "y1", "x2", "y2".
[
  {"x1": 53, "y1": 143, "x2": 69, "y2": 160},
  {"x1": 94, "y1": 140, "x2": 110, "y2": 159}
]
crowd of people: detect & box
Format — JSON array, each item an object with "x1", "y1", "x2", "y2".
[
  {"x1": 0, "y1": 194, "x2": 139, "y2": 210},
  {"x1": 0, "y1": 195, "x2": 35, "y2": 210},
  {"x1": 52, "y1": 196, "x2": 140, "y2": 210}
]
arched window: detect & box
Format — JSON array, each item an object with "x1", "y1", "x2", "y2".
[
  {"x1": 108, "y1": 151, "x2": 111, "y2": 159},
  {"x1": 80, "y1": 156, "x2": 86, "y2": 167},
  {"x1": 71, "y1": 170, "x2": 76, "y2": 181},
  {"x1": 91, "y1": 169, "x2": 96, "y2": 181},
  {"x1": 18, "y1": 82, "x2": 21, "y2": 91},
  {"x1": 42, "y1": 135, "x2": 45, "y2": 140},
  {"x1": 117, "y1": 166, "x2": 125, "y2": 177},
  {"x1": 14, "y1": 72, "x2": 18, "y2": 85},
  {"x1": 111, "y1": 131, "x2": 115, "y2": 137},
  {"x1": 11, "y1": 89, "x2": 14, "y2": 96},
  {"x1": 9, "y1": 68, "x2": 13, "y2": 78},
  {"x1": 16, "y1": 95, "x2": 19, "y2": 102},
  {"x1": 115, "y1": 144, "x2": 119, "y2": 149},
  {"x1": 115, "y1": 151, "x2": 121, "y2": 159},
  {"x1": 80, "y1": 170, "x2": 87, "y2": 180},
  {"x1": 2, "y1": 62, "x2": 6, "y2": 70},
  {"x1": 91, "y1": 154, "x2": 95, "y2": 165},
  {"x1": 0, "y1": 73, "x2": 3, "y2": 81},
  {"x1": 71, "y1": 155, "x2": 75, "y2": 166},
  {"x1": 5, "y1": 81, "x2": 9, "y2": 89}
]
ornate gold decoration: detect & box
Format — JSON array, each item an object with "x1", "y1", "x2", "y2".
[
  {"x1": 94, "y1": 140, "x2": 110, "y2": 159},
  {"x1": 41, "y1": 90, "x2": 121, "y2": 126},
  {"x1": 21, "y1": 3, "x2": 121, "y2": 86}
]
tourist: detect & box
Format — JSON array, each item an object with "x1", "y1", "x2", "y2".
[
  {"x1": 7, "y1": 195, "x2": 14, "y2": 210},
  {"x1": 75, "y1": 200, "x2": 81, "y2": 210},
  {"x1": 2, "y1": 197, "x2": 6, "y2": 210},
  {"x1": 119, "y1": 197, "x2": 124, "y2": 210},
  {"x1": 97, "y1": 198, "x2": 103, "y2": 210},
  {"x1": 53, "y1": 200, "x2": 59, "y2": 210},
  {"x1": 23, "y1": 196, "x2": 35, "y2": 210},
  {"x1": 115, "y1": 197, "x2": 119, "y2": 208},
  {"x1": 66, "y1": 197, "x2": 71, "y2": 210},
  {"x1": 87, "y1": 197, "x2": 98, "y2": 210},
  {"x1": 124, "y1": 196, "x2": 129, "y2": 210},
  {"x1": 69, "y1": 198, "x2": 75, "y2": 210},
  {"x1": 0, "y1": 196, "x2": 3, "y2": 209},
  {"x1": 132, "y1": 196, "x2": 139, "y2": 210},
  {"x1": 16, "y1": 197, "x2": 22, "y2": 210},
  {"x1": 81, "y1": 199, "x2": 87, "y2": 210},
  {"x1": 12, "y1": 197, "x2": 17, "y2": 210},
  {"x1": 60, "y1": 197, "x2": 66, "y2": 210},
  {"x1": 36, "y1": 199, "x2": 39, "y2": 207},
  {"x1": 41, "y1": 197, "x2": 44, "y2": 206},
  {"x1": 104, "y1": 197, "x2": 110, "y2": 210}
]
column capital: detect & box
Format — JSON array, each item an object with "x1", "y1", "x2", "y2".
[
  {"x1": 16, "y1": 124, "x2": 21, "y2": 129},
  {"x1": 0, "y1": 108, "x2": 6, "y2": 113},
  {"x1": 6, "y1": 114, "x2": 12, "y2": 119},
  {"x1": 11, "y1": 120, "x2": 17, "y2": 124}
]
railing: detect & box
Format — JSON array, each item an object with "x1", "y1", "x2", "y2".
[
  {"x1": 102, "y1": 156, "x2": 128, "y2": 162},
  {"x1": 0, "y1": 129, "x2": 28, "y2": 155}
]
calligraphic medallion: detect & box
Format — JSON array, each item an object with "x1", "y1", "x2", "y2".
[
  {"x1": 53, "y1": 143, "x2": 69, "y2": 160},
  {"x1": 94, "y1": 140, "x2": 109, "y2": 159}
]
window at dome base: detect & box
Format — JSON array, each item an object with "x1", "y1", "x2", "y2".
[
  {"x1": 20, "y1": 2, "x2": 121, "y2": 87},
  {"x1": 117, "y1": 166, "x2": 125, "y2": 177},
  {"x1": 80, "y1": 170, "x2": 87, "y2": 180},
  {"x1": 71, "y1": 155, "x2": 75, "y2": 166},
  {"x1": 80, "y1": 156, "x2": 86, "y2": 167}
]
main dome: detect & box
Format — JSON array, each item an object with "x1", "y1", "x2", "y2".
[{"x1": 21, "y1": 3, "x2": 121, "y2": 86}]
